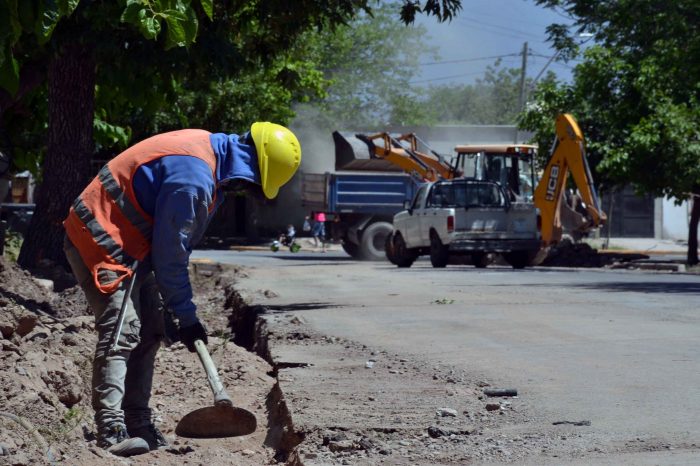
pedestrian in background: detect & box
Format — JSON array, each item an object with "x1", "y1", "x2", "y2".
[
  {"x1": 302, "y1": 215, "x2": 312, "y2": 236},
  {"x1": 312, "y1": 211, "x2": 326, "y2": 252}
]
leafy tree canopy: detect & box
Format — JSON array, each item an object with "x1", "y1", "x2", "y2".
[
  {"x1": 0, "y1": 0, "x2": 464, "y2": 171},
  {"x1": 420, "y1": 60, "x2": 550, "y2": 126},
  {"x1": 293, "y1": 2, "x2": 439, "y2": 130},
  {"x1": 524, "y1": 0, "x2": 700, "y2": 263}
]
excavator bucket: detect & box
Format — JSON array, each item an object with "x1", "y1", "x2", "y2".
[{"x1": 332, "y1": 131, "x2": 402, "y2": 172}]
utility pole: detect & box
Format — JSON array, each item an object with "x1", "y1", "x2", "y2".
[
  {"x1": 515, "y1": 41, "x2": 528, "y2": 142},
  {"x1": 517, "y1": 41, "x2": 529, "y2": 112}
]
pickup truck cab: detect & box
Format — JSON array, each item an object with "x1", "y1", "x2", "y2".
[{"x1": 387, "y1": 179, "x2": 541, "y2": 268}]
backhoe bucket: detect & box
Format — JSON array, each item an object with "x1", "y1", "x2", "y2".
[{"x1": 333, "y1": 131, "x2": 402, "y2": 172}]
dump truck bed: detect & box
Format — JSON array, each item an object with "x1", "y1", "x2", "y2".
[{"x1": 302, "y1": 172, "x2": 416, "y2": 216}]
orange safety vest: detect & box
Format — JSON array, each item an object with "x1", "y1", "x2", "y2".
[{"x1": 64, "y1": 129, "x2": 217, "y2": 294}]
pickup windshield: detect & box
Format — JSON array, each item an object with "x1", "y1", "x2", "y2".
[{"x1": 427, "y1": 181, "x2": 506, "y2": 208}]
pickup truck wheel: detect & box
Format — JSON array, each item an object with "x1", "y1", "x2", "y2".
[
  {"x1": 341, "y1": 241, "x2": 361, "y2": 258},
  {"x1": 472, "y1": 252, "x2": 489, "y2": 268},
  {"x1": 430, "y1": 232, "x2": 449, "y2": 268},
  {"x1": 385, "y1": 232, "x2": 399, "y2": 265},
  {"x1": 504, "y1": 251, "x2": 530, "y2": 269},
  {"x1": 392, "y1": 233, "x2": 416, "y2": 268},
  {"x1": 360, "y1": 222, "x2": 393, "y2": 261}
]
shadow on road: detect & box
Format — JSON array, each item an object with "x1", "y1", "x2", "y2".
[
  {"x1": 270, "y1": 253, "x2": 357, "y2": 265},
  {"x1": 572, "y1": 281, "x2": 700, "y2": 295},
  {"x1": 392, "y1": 265, "x2": 587, "y2": 274},
  {"x1": 264, "y1": 302, "x2": 345, "y2": 312}
]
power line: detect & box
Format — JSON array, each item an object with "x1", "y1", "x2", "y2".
[
  {"x1": 459, "y1": 17, "x2": 545, "y2": 41},
  {"x1": 465, "y1": 8, "x2": 554, "y2": 30},
  {"x1": 420, "y1": 53, "x2": 519, "y2": 66},
  {"x1": 529, "y1": 52, "x2": 581, "y2": 62},
  {"x1": 454, "y1": 18, "x2": 538, "y2": 42},
  {"x1": 410, "y1": 70, "x2": 490, "y2": 85}
]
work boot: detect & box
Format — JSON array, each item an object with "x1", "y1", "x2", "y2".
[
  {"x1": 128, "y1": 423, "x2": 169, "y2": 451},
  {"x1": 98, "y1": 424, "x2": 150, "y2": 457}
]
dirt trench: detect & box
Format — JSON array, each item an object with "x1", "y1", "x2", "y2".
[
  {"x1": 224, "y1": 288, "x2": 305, "y2": 465},
  {"x1": 0, "y1": 258, "x2": 301, "y2": 465}
]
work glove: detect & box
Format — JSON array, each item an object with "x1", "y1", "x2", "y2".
[
  {"x1": 163, "y1": 309, "x2": 180, "y2": 347},
  {"x1": 178, "y1": 321, "x2": 208, "y2": 352}
]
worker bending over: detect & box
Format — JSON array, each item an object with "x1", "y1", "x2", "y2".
[{"x1": 63, "y1": 123, "x2": 301, "y2": 457}]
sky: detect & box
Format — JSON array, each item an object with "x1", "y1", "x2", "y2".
[{"x1": 413, "y1": 0, "x2": 576, "y2": 87}]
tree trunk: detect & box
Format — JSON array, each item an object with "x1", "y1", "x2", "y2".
[
  {"x1": 17, "y1": 40, "x2": 94, "y2": 269},
  {"x1": 688, "y1": 191, "x2": 700, "y2": 266}
]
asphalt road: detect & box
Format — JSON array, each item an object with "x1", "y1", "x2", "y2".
[{"x1": 193, "y1": 248, "x2": 700, "y2": 464}]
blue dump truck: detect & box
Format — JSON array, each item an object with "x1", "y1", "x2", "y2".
[
  {"x1": 301, "y1": 131, "x2": 420, "y2": 260},
  {"x1": 302, "y1": 171, "x2": 416, "y2": 260}
]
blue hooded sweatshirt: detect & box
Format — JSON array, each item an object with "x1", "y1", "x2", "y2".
[{"x1": 131, "y1": 132, "x2": 259, "y2": 327}]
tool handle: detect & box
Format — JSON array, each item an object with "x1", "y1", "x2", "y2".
[
  {"x1": 108, "y1": 261, "x2": 139, "y2": 355},
  {"x1": 194, "y1": 339, "x2": 232, "y2": 407}
]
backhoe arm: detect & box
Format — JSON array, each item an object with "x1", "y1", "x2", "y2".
[
  {"x1": 534, "y1": 114, "x2": 607, "y2": 245},
  {"x1": 358, "y1": 132, "x2": 453, "y2": 182}
]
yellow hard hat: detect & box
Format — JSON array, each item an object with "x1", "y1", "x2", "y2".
[{"x1": 251, "y1": 122, "x2": 302, "y2": 199}]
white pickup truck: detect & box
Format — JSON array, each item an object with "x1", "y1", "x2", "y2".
[{"x1": 386, "y1": 179, "x2": 541, "y2": 268}]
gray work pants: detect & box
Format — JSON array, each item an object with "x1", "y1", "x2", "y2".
[{"x1": 63, "y1": 237, "x2": 164, "y2": 433}]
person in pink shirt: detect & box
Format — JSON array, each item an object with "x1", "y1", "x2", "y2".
[{"x1": 312, "y1": 211, "x2": 326, "y2": 251}]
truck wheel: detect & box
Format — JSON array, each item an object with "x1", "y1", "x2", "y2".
[
  {"x1": 504, "y1": 251, "x2": 530, "y2": 269},
  {"x1": 360, "y1": 222, "x2": 393, "y2": 261},
  {"x1": 341, "y1": 240, "x2": 361, "y2": 258},
  {"x1": 430, "y1": 232, "x2": 449, "y2": 268},
  {"x1": 472, "y1": 252, "x2": 490, "y2": 268},
  {"x1": 392, "y1": 233, "x2": 416, "y2": 268},
  {"x1": 385, "y1": 232, "x2": 399, "y2": 265}
]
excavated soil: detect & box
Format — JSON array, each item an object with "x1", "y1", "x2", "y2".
[
  {"x1": 0, "y1": 244, "x2": 672, "y2": 465},
  {"x1": 0, "y1": 257, "x2": 289, "y2": 465},
  {"x1": 540, "y1": 239, "x2": 649, "y2": 268}
]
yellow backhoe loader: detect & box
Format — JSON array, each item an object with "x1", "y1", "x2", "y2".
[{"x1": 534, "y1": 113, "x2": 607, "y2": 246}]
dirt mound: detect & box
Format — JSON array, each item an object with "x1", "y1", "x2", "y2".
[
  {"x1": 0, "y1": 257, "x2": 88, "y2": 319},
  {"x1": 0, "y1": 259, "x2": 279, "y2": 465},
  {"x1": 541, "y1": 239, "x2": 649, "y2": 268}
]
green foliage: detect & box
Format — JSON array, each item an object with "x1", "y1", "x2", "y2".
[
  {"x1": 525, "y1": 1, "x2": 700, "y2": 200},
  {"x1": 296, "y1": 2, "x2": 438, "y2": 130},
  {"x1": 527, "y1": 0, "x2": 700, "y2": 263},
  {"x1": 94, "y1": 112, "x2": 132, "y2": 151},
  {"x1": 517, "y1": 76, "x2": 576, "y2": 165},
  {"x1": 39, "y1": 406, "x2": 85, "y2": 446},
  {"x1": 400, "y1": 0, "x2": 462, "y2": 24},
  {"x1": 2, "y1": 230, "x2": 23, "y2": 262},
  {"x1": 418, "y1": 60, "x2": 545, "y2": 126},
  {"x1": 119, "y1": 0, "x2": 201, "y2": 49},
  {"x1": 0, "y1": 0, "x2": 82, "y2": 94},
  {"x1": 0, "y1": 45, "x2": 19, "y2": 95},
  {"x1": 0, "y1": 0, "x2": 465, "y2": 169}
]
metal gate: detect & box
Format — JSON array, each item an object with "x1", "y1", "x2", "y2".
[{"x1": 600, "y1": 186, "x2": 654, "y2": 238}]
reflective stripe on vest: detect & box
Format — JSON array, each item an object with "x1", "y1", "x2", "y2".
[{"x1": 64, "y1": 129, "x2": 217, "y2": 294}]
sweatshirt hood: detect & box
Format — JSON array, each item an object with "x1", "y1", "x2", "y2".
[{"x1": 209, "y1": 132, "x2": 260, "y2": 185}]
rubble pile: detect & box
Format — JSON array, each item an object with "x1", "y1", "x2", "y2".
[
  {"x1": 1, "y1": 257, "x2": 96, "y2": 464},
  {"x1": 0, "y1": 257, "x2": 278, "y2": 465},
  {"x1": 541, "y1": 239, "x2": 607, "y2": 268},
  {"x1": 541, "y1": 239, "x2": 649, "y2": 268}
]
